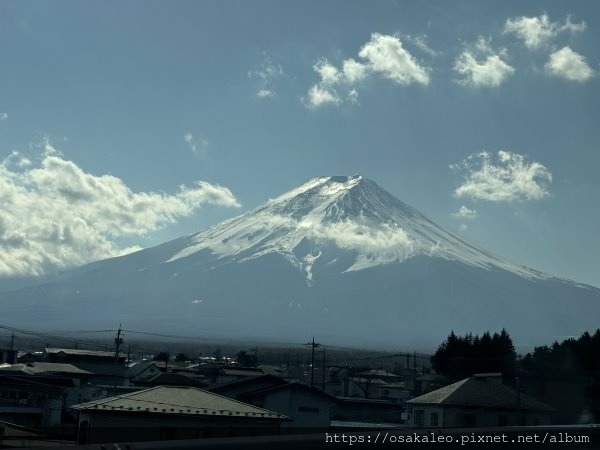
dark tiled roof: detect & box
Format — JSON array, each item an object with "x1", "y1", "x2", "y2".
[
  {"x1": 241, "y1": 382, "x2": 338, "y2": 403},
  {"x1": 408, "y1": 376, "x2": 554, "y2": 412},
  {"x1": 209, "y1": 374, "x2": 288, "y2": 394}
]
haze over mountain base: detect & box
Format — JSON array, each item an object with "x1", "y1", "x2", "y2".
[{"x1": 2, "y1": 176, "x2": 598, "y2": 351}]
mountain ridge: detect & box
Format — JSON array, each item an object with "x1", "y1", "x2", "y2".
[{"x1": 1, "y1": 174, "x2": 598, "y2": 350}]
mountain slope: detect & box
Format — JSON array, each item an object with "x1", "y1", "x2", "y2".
[{"x1": 1, "y1": 175, "x2": 598, "y2": 350}]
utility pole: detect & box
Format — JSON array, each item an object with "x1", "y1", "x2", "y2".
[
  {"x1": 306, "y1": 337, "x2": 321, "y2": 389},
  {"x1": 413, "y1": 351, "x2": 417, "y2": 387},
  {"x1": 9, "y1": 333, "x2": 14, "y2": 351},
  {"x1": 321, "y1": 347, "x2": 326, "y2": 390},
  {"x1": 114, "y1": 324, "x2": 123, "y2": 363}
]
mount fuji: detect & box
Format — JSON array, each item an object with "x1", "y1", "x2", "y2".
[{"x1": 2, "y1": 175, "x2": 599, "y2": 350}]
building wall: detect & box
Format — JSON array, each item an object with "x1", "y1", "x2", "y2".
[
  {"x1": 78, "y1": 412, "x2": 280, "y2": 444},
  {"x1": 410, "y1": 405, "x2": 551, "y2": 428},
  {"x1": 259, "y1": 389, "x2": 332, "y2": 429}
]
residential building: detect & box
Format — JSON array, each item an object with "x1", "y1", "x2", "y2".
[
  {"x1": 72, "y1": 385, "x2": 288, "y2": 443},
  {"x1": 407, "y1": 373, "x2": 554, "y2": 428}
]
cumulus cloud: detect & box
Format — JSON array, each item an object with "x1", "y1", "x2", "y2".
[
  {"x1": 504, "y1": 13, "x2": 586, "y2": 49},
  {"x1": 453, "y1": 206, "x2": 478, "y2": 219},
  {"x1": 305, "y1": 33, "x2": 430, "y2": 108},
  {"x1": 306, "y1": 84, "x2": 341, "y2": 107},
  {"x1": 454, "y1": 37, "x2": 514, "y2": 87},
  {"x1": 545, "y1": 46, "x2": 595, "y2": 82},
  {"x1": 0, "y1": 143, "x2": 239, "y2": 276},
  {"x1": 358, "y1": 33, "x2": 431, "y2": 86},
  {"x1": 184, "y1": 133, "x2": 209, "y2": 155},
  {"x1": 248, "y1": 56, "x2": 284, "y2": 99},
  {"x1": 0, "y1": 113, "x2": 7, "y2": 120},
  {"x1": 451, "y1": 150, "x2": 552, "y2": 202}
]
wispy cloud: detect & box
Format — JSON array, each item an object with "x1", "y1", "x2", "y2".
[
  {"x1": 545, "y1": 47, "x2": 595, "y2": 82},
  {"x1": 451, "y1": 150, "x2": 552, "y2": 202},
  {"x1": 454, "y1": 37, "x2": 514, "y2": 88},
  {"x1": 503, "y1": 13, "x2": 586, "y2": 49},
  {"x1": 184, "y1": 133, "x2": 209, "y2": 155},
  {"x1": 0, "y1": 141, "x2": 239, "y2": 276},
  {"x1": 305, "y1": 33, "x2": 430, "y2": 108},
  {"x1": 453, "y1": 205, "x2": 478, "y2": 219},
  {"x1": 248, "y1": 56, "x2": 284, "y2": 99},
  {"x1": 0, "y1": 113, "x2": 8, "y2": 120}
]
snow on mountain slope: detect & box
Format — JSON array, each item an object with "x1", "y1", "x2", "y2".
[{"x1": 168, "y1": 175, "x2": 548, "y2": 280}]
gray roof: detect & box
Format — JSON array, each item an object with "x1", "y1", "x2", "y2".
[
  {"x1": 0, "y1": 362, "x2": 92, "y2": 376},
  {"x1": 407, "y1": 376, "x2": 554, "y2": 412},
  {"x1": 72, "y1": 385, "x2": 288, "y2": 421}
]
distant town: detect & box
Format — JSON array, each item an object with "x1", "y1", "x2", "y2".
[{"x1": 0, "y1": 324, "x2": 598, "y2": 447}]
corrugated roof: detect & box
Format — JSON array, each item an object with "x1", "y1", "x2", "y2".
[
  {"x1": 407, "y1": 376, "x2": 554, "y2": 412},
  {"x1": 72, "y1": 385, "x2": 288, "y2": 420}
]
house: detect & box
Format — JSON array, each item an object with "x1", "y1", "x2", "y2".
[
  {"x1": 72, "y1": 385, "x2": 288, "y2": 443},
  {"x1": 44, "y1": 348, "x2": 128, "y2": 386},
  {"x1": 238, "y1": 382, "x2": 337, "y2": 430},
  {"x1": 209, "y1": 374, "x2": 289, "y2": 400},
  {"x1": 44, "y1": 347, "x2": 125, "y2": 365},
  {"x1": 126, "y1": 361, "x2": 167, "y2": 383},
  {"x1": 0, "y1": 419, "x2": 74, "y2": 447},
  {"x1": 134, "y1": 372, "x2": 208, "y2": 388},
  {"x1": 0, "y1": 375, "x2": 66, "y2": 428},
  {"x1": 407, "y1": 373, "x2": 554, "y2": 428},
  {"x1": 215, "y1": 366, "x2": 265, "y2": 385},
  {"x1": 210, "y1": 376, "x2": 337, "y2": 430}
]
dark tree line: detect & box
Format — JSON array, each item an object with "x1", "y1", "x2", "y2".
[
  {"x1": 521, "y1": 329, "x2": 600, "y2": 376},
  {"x1": 520, "y1": 329, "x2": 600, "y2": 423},
  {"x1": 431, "y1": 328, "x2": 600, "y2": 423},
  {"x1": 431, "y1": 329, "x2": 516, "y2": 381}
]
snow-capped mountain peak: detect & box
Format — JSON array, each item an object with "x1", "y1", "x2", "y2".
[{"x1": 168, "y1": 176, "x2": 548, "y2": 279}]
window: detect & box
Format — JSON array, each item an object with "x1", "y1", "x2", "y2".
[
  {"x1": 414, "y1": 409, "x2": 425, "y2": 426},
  {"x1": 430, "y1": 412, "x2": 439, "y2": 426}
]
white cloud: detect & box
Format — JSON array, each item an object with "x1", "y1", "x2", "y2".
[
  {"x1": 545, "y1": 46, "x2": 595, "y2": 82},
  {"x1": 0, "y1": 143, "x2": 239, "y2": 276},
  {"x1": 504, "y1": 13, "x2": 586, "y2": 49},
  {"x1": 358, "y1": 33, "x2": 430, "y2": 86},
  {"x1": 184, "y1": 133, "x2": 209, "y2": 155},
  {"x1": 454, "y1": 37, "x2": 514, "y2": 88},
  {"x1": 248, "y1": 56, "x2": 284, "y2": 99},
  {"x1": 314, "y1": 58, "x2": 342, "y2": 85},
  {"x1": 305, "y1": 33, "x2": 430, "y2": 108},
  {"x1": 256, "y1": 89, "x2": 275, "y2": 98},
  {"x1": 342, "y1": 58, "x2": 369, "y2": 83},
  {"x1": 305, "y1": 84, "x2": 341, "y2": 108},
  {"x1": 402, "y1": 33, "x2": 440, "y2": 57},
  {"x1": 451, "y1": 150, "x2": 552, "y2": 202},
  {"x1": 0, "y1": 113, "x2": 7, "y2": 120},
  {"x1": 453, "y1": 206, "x2": 478, "y2": 219}
]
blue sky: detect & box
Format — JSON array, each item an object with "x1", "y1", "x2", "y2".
[{"x1": 0, "y1": 0, "x2": 599, "y2": 287}]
